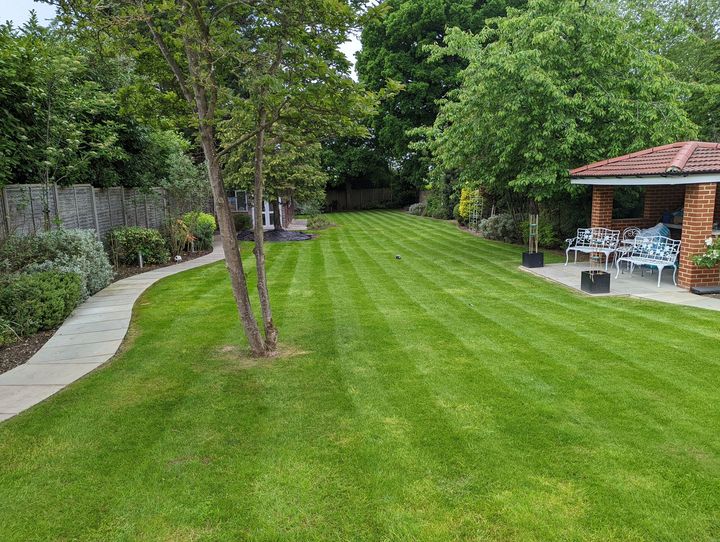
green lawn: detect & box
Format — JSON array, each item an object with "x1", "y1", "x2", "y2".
[{"x1": 1, "y1": 210, "x2": 719, "y2": 541}]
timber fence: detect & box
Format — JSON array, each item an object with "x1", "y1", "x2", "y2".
[{"x1": 0, "y1": 183, "x2": 190, "y2": 240}]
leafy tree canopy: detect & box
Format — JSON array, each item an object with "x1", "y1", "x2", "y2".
[
  {"x1": 423, "y1": 0, "x2": 698, "y2": 200},
  {"x1": 0, "y1": 14, "x2": 195, "y2": 189},
  {"x1": 355, "y1": 0, "x2": 525, "y2": 188}
]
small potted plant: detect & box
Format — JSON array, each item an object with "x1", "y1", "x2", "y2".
[{"x1": 691, "y1": 236, "x2": 720, "y2": 294}]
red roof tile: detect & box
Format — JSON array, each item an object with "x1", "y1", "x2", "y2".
[{"x1": 570, "y1": 141, "x2": 720, "y2": 177}]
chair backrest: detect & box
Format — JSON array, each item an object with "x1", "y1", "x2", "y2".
[
  {"x1": 631, "y1": 235, "x2": 680, "y2": 264},
  {"x1": 622, "y1": 227, "x2": 641, "y2": 241},
  {"x1": 575, "y1": 227, "x2": 620, "y2": 249}
]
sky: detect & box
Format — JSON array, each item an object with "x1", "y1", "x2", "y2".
[
  {"x1": 3, "y1": 0, "x2": 362, "y2": 77},
  {"x1": 2, "y1": 0, "x2": 57, "y2": 26}
]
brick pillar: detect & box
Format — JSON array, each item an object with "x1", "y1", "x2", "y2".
[
  {"x1": 591, "y1": 186, "x2": 613, "y2": 228},
  {"x1": 678, "y1": 183, "x2": 719, "y2": 288}
]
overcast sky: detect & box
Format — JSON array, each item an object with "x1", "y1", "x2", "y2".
[
  {"x1": 2, "y1": 1, "x2": 57, "y2": 26},
  {"x1": 3, "y1": 0, "x2": 361, "y2": 77}
]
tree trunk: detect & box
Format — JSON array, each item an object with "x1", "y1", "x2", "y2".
[
  {"x1": 199, "y1": 124, "x2": 266, "y2": 357},
  {"x1": 272, "y1": 198, "x2": 284, "y2": 231},
  {"x1": 252, "y1": 108, "x2": 279, "y2": 353}
]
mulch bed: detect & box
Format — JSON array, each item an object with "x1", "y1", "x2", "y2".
[
  {"x1": 112, "y1": 249, "x2": 211, "y2": 281},
  {"x1": 0, "y1": 248, "x2": 213, "y2": 375},
  {"x1": 0, "y1": 329, "x2": 56, "y2": 375},
  {"x1": 237, "y1": 229, "x2": 313, "y2": 242}
]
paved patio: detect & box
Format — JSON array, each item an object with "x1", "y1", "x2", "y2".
[
  {"x1": 522, "y1": 262, "x2": 720, "y2": 312},
  {"x1": 0, "y1": 240, "x2": 225, "y2": 423}
]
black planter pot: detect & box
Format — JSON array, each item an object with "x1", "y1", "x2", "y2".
[
  {"x1": 522, "y1": 251, "x2": 544, "y2": 268},
  {"x1": 581, "y1": 270, "x2": 610, "y2": 294}
]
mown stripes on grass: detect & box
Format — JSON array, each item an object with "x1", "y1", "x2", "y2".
[{"x1": 0, "y1": 210, "x2": 719, "y2": 541}]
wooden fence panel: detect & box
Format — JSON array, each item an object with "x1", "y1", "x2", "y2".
[{"x1": 0, "y1": 183, "x2": 171, "y2": 241}]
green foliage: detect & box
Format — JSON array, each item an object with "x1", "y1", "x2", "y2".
[
  {"x1": 478, "y1": 213, "x2": 519, "y2": 243},
  {"x1": 519, "y1": 217, "x2": 560, "y2": 248},
  {"x1": 692, "y1": 236, "x2": 720, "y2": 269},
  {"x1": 0, "y1": 17, "x2": 196, "y2": 188},
  {"x1": 163, "y1": 218, "x2": 193, "y2": 258},
  {"x1": 0, "y1": 271, "x2": 82, "y2": 336},
  {"x1": 307, "y1": 214, "x2": 331, "y2": 230},
  {"x1": 182, "y1": 212, "x2": 216, "y2": 250},
  {"x1": 232, "y1": 213, "x2": 253, "y2": 233},
  {"x1": 0, "y1": 229, "x2": 113, "y2": 299},
  {"x1": 108, "y1": 227, "x2": 169, "y2": 266},
  {"x1": 408, "y1": 202, "x2": 427, "y2": 216},
  {"x1": 425, "y1": 0, "x2": 697, "y2": 200},
  {"x1": 0, "y1": 317, "x2": 18, "y2": 347},
  {"x1": 357, "y1": 0, "x2": 525, "y2": 189},
  {"x1": 458, "y1": 187, "x2": 478, "y2": 222}
]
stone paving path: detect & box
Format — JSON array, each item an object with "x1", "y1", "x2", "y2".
[{"x1": 0, "y1": 240, "x2": 225, "y2": 423}]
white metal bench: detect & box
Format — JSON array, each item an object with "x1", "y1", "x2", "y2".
[
  {"x1": 614, "y1": 235, "x2": 680, "y2": 287},
  {"x1": 565, "y1": 227, "x2": 620, "y2": 271}
]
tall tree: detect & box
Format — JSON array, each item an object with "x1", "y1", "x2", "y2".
[
  {"x1": 356, "y1": 0, "x2": 525, "y2": 190},
  {"x1": 52, "y1": 0, "x2": 365, "y2": 356},
  {"x1": 423, "y1": 0, "x2": 697, "y2": 201}
]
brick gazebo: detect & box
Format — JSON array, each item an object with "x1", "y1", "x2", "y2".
[{"x1": 570, "y1": 141, "x2": 720, "y2": 289}]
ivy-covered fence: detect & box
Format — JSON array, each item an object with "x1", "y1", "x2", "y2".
[{"x1": 0, "y1": 184, "x2": 170, "y2": 240}]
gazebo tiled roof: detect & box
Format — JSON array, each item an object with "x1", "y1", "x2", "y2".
[{"x1": 570, "y1": 141, "x2": 720, "y2": 178}]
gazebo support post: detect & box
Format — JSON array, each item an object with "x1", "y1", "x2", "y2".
[{"x1": 678, "y1": 183, "x2": 719, "y2": 288}]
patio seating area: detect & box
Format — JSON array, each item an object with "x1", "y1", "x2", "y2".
[{"x1": 523, "y1": 259, "x2": 720, "y2": 311}]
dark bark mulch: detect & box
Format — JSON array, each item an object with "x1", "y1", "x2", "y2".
[
  {"x1": 237, "y1": 229, "x2": 313, "y2": 242},
  {"x1": 113, "y1": 249, "x2": 211, "y2": 281},
  {"x1": 0, "y1": 329, "x2": 56, "y2": 374},
  {"x1": 0, "y1": 248, "x2": 213, "y2": 375}
]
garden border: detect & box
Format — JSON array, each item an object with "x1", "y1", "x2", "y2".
[{"x1": 0, "y1": 239, "x2": 225, "y2": 422}]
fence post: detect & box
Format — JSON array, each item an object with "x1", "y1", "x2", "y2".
[
  {"x1": 90, "y1": 186, "x2": 100, "y2": 239},
  {"x1": 72, "y1": 185, "x2": 80, "y2": 227},
  {"x1": 53, "y1": 183, "x2": 61, "y2": 228},
  {"x1": 2, "y1": 186, "x2": 11, "y2": 236},
  {"x1": 28, "y1": 186, "x2": 37, "y2": 233},
  {"x1": 120, "y1": 187, "x2": 128, "y2": 225},
  {"x1": 144, "y1": 194, "x2": 150, "y2": 227}
]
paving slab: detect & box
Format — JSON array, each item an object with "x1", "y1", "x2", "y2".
[
  {"x1": 62, "y1": 310, "x2": 133, "y2": 326},
  {"x1": 28, "y1": 340, "x2": 124, "y2": 363},
  {"x1": 0, "y1": 240, "x2": 225, "y2": 423},
  {"x1": 43, "y1": 328, "x2": 127, "y2": 347},
  {"x1": 0, "y1": 385, "x2": 64, "y2": 414},
  {"x1": 523, "y1": 263, "x2": 720, "y2": 312},
  {"x1": 57, "y1": 319, "x2": 130, "y2": 335},
  {"x1": 0, "y1": 363, "x2": 101, "y2": 386},
  {"x1": 28, "y1": 354, "x2": 114, "y2": 365}
]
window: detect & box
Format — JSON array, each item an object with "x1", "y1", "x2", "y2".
[{"x1": 227, "y1": 191, "x2": 248, "y2": 212}]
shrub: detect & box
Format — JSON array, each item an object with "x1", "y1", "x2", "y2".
[
  {"x1": 0, "y1": 229, "x2": 113, "y2": 299},
  {"x1": 307, "y1": 214, "x2": 330, "y2": 230},
  {"x1": 182, "y1": 211, "x2": 216, "y2": 250},
  {"x1": 478, "y1": 213, "x2": 519, "y2": 243},
  {"x1": 408, "y1": 202, "x2": 427, "y2": 216},
  {"x1": 0, "y1": 317, "x2": 18, "y2": 347},
  {"x1": 453, "y1": 203, "x2": 463, "y2": 224},
  {"x1": 0, "y1": 271, "x2": 82, "y2": 336},
  {"x1": 163, "y1": 217, "x2": 193, "y2": 257},
  {"x1": 108, "y1": 226, "x2": 170, "y2": 266},
  {"x1": 519, "y1": 218, "x2": 560, "y2": 249},
  {"x1": 458, "y1": 188, "x2": 477, "y2": 223},
  {"x1": 233, "y1": 213, "x2": 253, "y2": 232},
  {"x1": 426, "y1": 194, "x2": 450, "y2": 219}
]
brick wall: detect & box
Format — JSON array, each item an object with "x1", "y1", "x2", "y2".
[
  {"x1": 643, "y1": 185, "x2": 685, "y2": 224},
  {"x1": 590, "y1": 186, "x2": 614, "y2": 228},
  {"x1": 678, "y1": 183, "x2": 719, "y2": 288}
]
